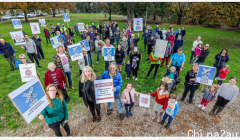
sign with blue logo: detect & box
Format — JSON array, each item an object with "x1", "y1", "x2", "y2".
[
  {"x1": 63, "y1": 13, "x2": 70, "y2": 22},
  {"x1": 8, "y1": 77, "x2": 49, "y2": 124},
  {"x1": 196, "y1": 65, "x2": 216, "y2": 86},
  {"x1": 68, "y1": 43, "x2": 83, "y2": 61},
  {"x1": 104, "y1": 47, "x2": 115, "y2": 61},
  {"x1": 79, "y1": 39, "x2": 90, "y2": 51},
  {"x1": 50, "y1": 36, "x2": 61, "y2": 49},
  {"x1": 12, "y1": 19, "x2": 22, "y2": 29}
]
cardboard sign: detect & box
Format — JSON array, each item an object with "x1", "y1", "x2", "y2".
[
  {"x1": 12, "y1": 19, "x2": 22, "y2": 29},
  {"x1": 139, "y1": 94, "x2": 150, "y2": 108},
  {"x1": 78, "y1": 23, "x2": 85, "y2": 32},
  {"x1": 19, "y1": 63, "x2": 37, "y2": 82},
  {"x1": 94, "y1": 79, "x2": 114, "y2": 104},
  {"x1": 104, "y1": 47, "x2": 115, "y2": 61},
  {"x1": 30, "y1": 23, "x2": 41, "y2": 34},
  {"x1": 63, "y1": 13, "x2": 70, "y2": 22},
  {"x1": 50, "y1": 36, "x2": 61, "y2": 49},
  {"x1": 133, "y1": 18, "x2": 143, "y2": 31},
  {"x1": 196, "y1": 65, "x2": 216, "y2": 86},
  {"x1": 8, "y1": 77, "x2": 49, "y2": 124},
  {"x1": 154, "y1": 39, "x2": 168, "y2": 58},
  {"x1": 79, "y1": 40, "x2": 90, "y2": 51},
  {"x1": 10, "y1": 31, "x2": 26, "y2": 45},
  {"x1": 39, "y1": 19, "x2": 46, "y2": 27},
  {"x1": 68, "y1": 43, "x2": 83, "y2": 61}
]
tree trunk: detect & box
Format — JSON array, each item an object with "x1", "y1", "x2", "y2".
[
  {"x1": 58, "y1": 8, "x2": 60, "y2": 14},
  {"x1": 53, "y1": 9, "x2": 56, "y2": 17},
  {"x1": 126, "y1": 3, "x2": 131, "y2": 21},
  {"x1": 24, "y1": 11, "x2": 28, "y2": 22},
  {"x1": 236, "y1": 18, "x2": 240, "y2": 27},
  {"x1": 130, "y1": 3, "x2": 135, "y2": 20},
  {"x1": 153, "y1": 15, "x2": 156, "y2": 20},
  {"x1": 177, "y1": 14, "x2": 182, "y2": 25},
  {"x1": 108, "y1": 2, "x2": 112, "y2": 20},
  {"x1": 64, "y1": 9, "x2": 66, "y2": 13}
]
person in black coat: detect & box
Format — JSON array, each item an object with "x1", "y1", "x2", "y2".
[
  {"x1": 127, "y1": 34, "x2": 140, "y2": 55},
  {"x1": 213, "y1": 49, "x2": 230, "y2": 78},
  {"x1": 79, "y1": 66, "x2": 101, "y2": 122},
  {"x1": 130, "y1": 47, "x2": 141, "y2": 81},
  {"x1": 147, "y1": 35, "x2": 156, "y2": 60},
  {"x1": 181, "y1": 27, "x2": 186, "y2": 37},
  {"x1": 55, "y1": 23, "x2": 60, "y2": 32},
  {"x1": 196, "y1": 44, "x2": 210, "y2": 65},
  {"x1": 32, "y1": 34, "x2": 45, "y2": 60},
  {"x1": 125, "y1": 60, "x2": 132, "y2": 80},
  {"x1": 142, "y1": 29, "x2": 150, "y2": 50},
  {"x1": 0, "y1": 39, "x2": 16, "y2": 71},
  {"x1": 108, "y1": 32, "x2": 115, "y2": 46},
  {"x1": 115, "y1": 44, "x2": 125, "y2": 73}
]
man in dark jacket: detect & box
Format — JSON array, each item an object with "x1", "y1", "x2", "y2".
[
  {"x1": 55, "y1": 23, "x2": 60, "y2": 32},
  {"x1": 32, "y1": 34, "x2": 45, "y2": 60},
  {"x1": 142, "y1": 29, "x2": 150, "y2": 50},
  {"x1": 143, "y1": 24, "x2": 147, "y2": 33},
  {"x1": 173, "y1": 35, "x2": 184, "y2": 54},
  {"x1": 99, "y1": 22, "x2": 102, "y2": 29},
  {"x1": 181, "y1": 27, "x2": 186, "y2": 38},
  {"x1": 86, "y1": 35, "x2": 94, "y2": 66},
  {"x1": 74, "y1": 22, "x2": 80, "y2": 37},
  {"x1": 157, "y1": 28, "x2": 163, "y2": 39},
  {"x1": 196, "y1": 44, "x2": 210, "y2": 65},
  {"x1": 147, "y1": 35, "x2": 156, "y2": 60},
  {"x1": 113, "y1": 27, "x2": 120, "y2": 47},
  {"x1": 0, "y1": 39, "x2": 16, "y2": 71}
]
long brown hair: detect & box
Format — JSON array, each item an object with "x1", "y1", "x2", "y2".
[
  {"x1": 131, "y1": 46, "x2": 140, "y2": 55},
  {"x1": 126, "y1": 82, "x2": 133, "y2": 89},
  {"x1": 159, "y1": 81, "x2": 168, "y2": 92},
  {"x1": 208, "y1": 84, "x2": 218, "y2": 96},
  {"x1": 46, "y1": 84, "x2": 64, "y2": 108}
]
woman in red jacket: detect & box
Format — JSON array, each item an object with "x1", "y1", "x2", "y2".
[
  {"x1": 167, "y1": 32, "x2": 175, "y2": 46},
  {"x1": 44, "y1": 62, "x2": 70, "y2": 103},
  {"x1": 216, "y1": 65, "x2": 230, "y2": 86}
]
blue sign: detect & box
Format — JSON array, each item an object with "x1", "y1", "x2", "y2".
[
  {"x1": 196, "y1": 65, "x2": 216, "y2": 86},
  {"x1": 104, "y1": 47, "x2": 115, "y2": 61},
  {"x1": 63, "y1": 13, "x2": 70, "y2": 22},
  {"x1": 68, "y1": 43, "x2": 83, "y2": 61},
  {"x1": 50, "y1": 36, "x2": 61, "y2": 49},
  {"x1": 79, "y1": 40, "x2": 90, "y2": 51},
  {"x1": 12, "y1": 19, "x2": 22, "y2": 29}
]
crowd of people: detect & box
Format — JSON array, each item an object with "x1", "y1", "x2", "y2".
[{"x1": 0, "y1": 20, "x2": 239, "y2": 137}]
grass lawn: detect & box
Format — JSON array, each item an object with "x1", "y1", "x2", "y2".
[{"x1": 0, "y1": 13, "x2": 239, "y2": 131}]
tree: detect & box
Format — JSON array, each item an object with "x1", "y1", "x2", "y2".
[
  {"x1": 221, "y1": 2, "x2": 240, "y2": 27},
  {"x1": 170, "y1": 2, "x2": 189, "y2": 25},
  {"x1": 148, "y1": 2, "x2": 170, "y2": 20}
]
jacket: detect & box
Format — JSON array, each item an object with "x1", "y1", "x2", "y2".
[
  {"x1": 196, "y1": 49, "x2": 209, "y2": 63},
  {"x1": 78, "y1": 54, "x2": 89, "y2": 70},
  {"x1": 88, "y1": 40, "x2": 94, "y2": 52},
  {"x1": 164, "y1": 45, "x2": 173, "y2": 58},
  {"x1": 127, "y1": 29, "x2": 133, "y2": 37},
  {"x1": 87, "y1": 32, "x2": 95, "y2": 42},
  {"x1": 115, "y1": 48, "x2": 125, "y2": 63},
  {"x1": 108, "y1": 36, "x2": 115, "y2": 45},
  {"x1": 120, "y1": 41, "x2": 128, "y2": 54},
  {"x1": 173, "y1": 39, "x2": 183, "y2": 51},
  {"x1": 214, "y1": 54, "x2": 230, "y2": 67},
  {"x1": 43, "y1": 29, "x2": 51, "y2": 38},
  {"x1": 167, "y1": 35, "x2": 175, "y2": 46},
  {"x1": 127, "y1": 38, "x2": 139, "y2": 48},
  {"x1": 125, "y1": 64, "x2": 132, "y2": 72},
  {"x1": 68, "y1": 28, "x2": 74, "y2": 36},
  {"x1": 219, "y1": 69, "x2": 229, "y2": 79},
  {"x1": 150, "y1": 52, "x2": 161, "y2": 64},
  {"x1": 181, "y1": 30, "x2": 186, "y2": 37},
  {"x1": 130, "y1": 52, "x2": 141, "y2": 71},
  {"x1": 192, "y1": 40, "x2": 203, "y2": 52},
  {"x1": 102, "y1": 29, "x2": 108, "y2": 39},
  {"x1": 147, "y1": 38, "x2": 156, "y2": 49},
  {"x1": 44, "y1": 68, "x2": 67, "y2": 89},
  {"x1": 120, "y1": 32, "x2": 126, "y2": 39},
  {"x1": 53, "y1": 52, "x2": 72, "y2": 72},
  {"x1": 184, "y1": 69, "x2": 200, "y2": 89},
  {"x1": 31, "y1": 36, "x2": 42, "y2": 47},
  {"x1": 164, "y1": 69, "x2": 178, "y2": 86},
  {"x1": 101, "y1": 70, "x2": 123, "y2": 95},
  {"x1": 60, "y1": 26, "x2": 67, "y2": 34},
  {"x1": 64, "y1": 35, "x2": 72, "y2": 46},
  {"x1": 58, "y1": 34, "x2": 66, "y2": 43},
  {"x1": 74, "y1": 25, "x2": 78, "y2": 32},
  {"x1": 142, "y1": 32, "x2": 150, "y2": 42},
  {"x1": 0, "y1": 42, "x2": 15, "y2": 58},
  {"x1": 150, "y1": 88, "x2": 169, "y2": 110},
  {"x1": 113, "y1": 30, "x2": 120, "y2": 39},
  {"x1": 55, "y1": 25, "x2": 60, "y2": 32},
  {"x1": 202, "y1": 88, "x2": 216, "y2": 101},
  {"x1": 195, "y1": 47, "x2": 201, "y2": 56},
  {"x1": 121, "y1": 88, "x2": 141, "y2": 103}
]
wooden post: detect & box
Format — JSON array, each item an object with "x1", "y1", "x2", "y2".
[
  {"x1": 201, "y1": 84, "x2": 205, "y2": 92},
  {"x1": 104, "y1": 103, "x2": 108, "y2": 113}
]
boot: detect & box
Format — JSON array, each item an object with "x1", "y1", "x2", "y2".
[
  {"x1": 165, "y1": 123, "x2": 171, "y2": 129},
  {"x1": 92, "y1": 115, "x2": 97, "y2": 122},
  {"x1": 126, "y1": 112, "x2": 129, "y2": 118},
  {"x1": 97, "y1": 115, "x2": 101, "y2": 122},
  {"x1": 209, "y1": 105, "x2": 219, "y2": 115},
  {"x1": 107, "y1": 109, "x2": 112, "y2": 115},
  {"x1": 120, "y1": 113, "x2": 124, "y2": 120},
  {"x1": 214, "y1": 106, "x2": 224, "y2": 117},
  {"x1": 69, "y1": 86, "x2": 75, "y2": 89},
  {"x1": 129, "y1": 112, "x2": 133, "y2": 117},
  {"x1": 160, "y1": 120, "x2": 165, "y2": 125}
]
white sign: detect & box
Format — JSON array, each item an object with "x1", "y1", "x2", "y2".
[
  {"x1": 63, "y1": 13, "x2": 70, "y2": 22},
  {"x1": 78, "y1": 23, "x2": 85, "y2": 32},
  {"x1": 39, "y1": 19, "x2": 46, "y2": 27},
  {"x1": 68, "y1": 43, "x2": 83, "y2": 61},
  {"x1": 154, "y1": 39, "x2": 168, "y2": 58},
  {"x1": 30, "y1": 23, "x2": 41, "y2": 34},
  {"x1": 196, "y1": 65, "x2": 216, "y2": 86},
  {"x1": 12, "y1": 19, "x2": 22, "y2": 29},
  {"x1": 19, "y1": 63, "x2": 37, "y2": 82},
  {"x1": 139, "y1": 94, "x2": 150, "y2": 108},
  {"x1": 133, "y1": 18, "x2": 143, "y2": 31},
  {"x1": 10, "y1": 31, "x2": 26, "y2": 45},
  {"x1": 94, "y1": 79, "x2": 114, "y2": 104},
  {"x1": 50, "y1": 36, "x2": 61, "y2": 49},
  {"x1": 8, "y1": 77, "x2": 49, "y2": 124}
]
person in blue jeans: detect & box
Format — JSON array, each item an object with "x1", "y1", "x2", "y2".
[
  {"x1": 213, "y1": 49, "x2": 230, "y2": 78},
  {"x1": 86, "y1": 36, "x2": 94, "y2": 66},
  {"x1": 95, "y1": 35, "x2": 105, "y2": 63},
  {"x1": 113, "y1": 27, "x2": 120, "y2": 47},
  {"x1": 101, "y1": 62, "x2": 124, "y2": 120}
]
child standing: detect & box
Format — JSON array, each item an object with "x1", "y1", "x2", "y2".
[
  {"x1": 125, "y1": 60, "x2": 131, "y2": 80},
  {"x1": 216, "y1": 65, "x2": 230, "y2": 85},
  {"x1": 121, "y1": 82, "x2": 142, "y2": 118},
  {"x1": 192, "y1": 43, "x2": 202, "y2": 63},
  {"x1": 198, "y1": 84, "x2": 218, "y2": 110},
  {"x1": 160, "y1": 93, "x2": 179, "y2": 129},
  {"x1": 149, "y1": 81, "x2": 169, "y2": 123}
]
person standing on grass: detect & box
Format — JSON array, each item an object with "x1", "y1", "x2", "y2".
[
  {"x1": 209, "y1": 77, "x2": 239, "y2": 117},
  {"x1": 0, "y1": 39, "x2": 16, "y2": 71},
  {"x1": 120, "y1": 28, "x2": 127, "y2": 41},
  {"x1": 167, "y1": 32, "x2": 175, "y2": 47},
  {"x1": 113, "y1": 27, "x2": 121, "y2": 47},
  {"x1": 67, "y1": 24, "x2": 75, "y2": 44},
  {"x1": 64, "y1": 31, "x2": 72, "y2": 50},
  {"x1": 97, "y1": 25, "x2": 102, "y2": 38},
  {"x1": 142, "y1": 29, "x2": 151, "y2": 51},
  {"x1": 128, "y1": 34, "x2": 140, "y2": 55},
  {"x1": 32, "y1": 34, "x2": 45, "y2": 60},
  {"x1": 147, "y1": 35, "x2": 156, "y2": 61},
  {"x1": 112, "y1": 24, "x2": 117, "y2": 33},
  {"x1": 166, "y1": 29, "x2": 171, "y2": 39},
  {"x1": 78, "y1": 48, "x2": 89, "y2": 76},
  {"x1": 216, "y1": 65, "x2": 230, "y2": 86},
  {"x1": 53, "y1": 45, "x2": 74, "y2": 89},
  {"x1": 175, "y1": 28, "x2": 182, "y2": 38},
  {"x1": 120, "y1": 37, "x2": 129, "y2": 65},
  {"x1": 181, "y1": 63, "x2": 200, "y2": 104},
  {"x1": 115, "y1": 44, "x2": 125, "y2": 73},
  {"x1": 79, "y1": 66, "x2": 101, "y2": 122},
  {"x1": 102, "y1": 39, "x2": 115, "y2": 70},
  {"x1": 161, "y1": 41, "x2": 173, "y2": 68},
  {"x1": 173, "y1": 34, "x2": 183, "y2": 54},
  {"x1": 162, "y1": 28, "x2": 167, "y2": 39},
  {"x1": 87, "y1": 28, "x2": 96, "y2": 52},
  {"x1": 123, "y1": 22, "x2": 128, "y2": 30},
  {"x1": 60, "y1": 24, "x2": 67, "y2": 35},
  {"x1": 55, "y1": 23, "x2": 60, "y2": 32},
  {"x1": 191, "y1": 36, "x2": 203, "y2": 63},
  {"x1": 43, "y1": 27, "x2": 51, "y2": 44},
  {"x1": 146, "y1": 46, "x2": 161, "y2": 80},
  {"x1": 195, "y1": 44, "x2": 210, "y2": 65},
  {"x1": 167, "y1": 47, "x2": 185, "y2": 76},
  {"x1": 21, "y1": 34, "x2": 41, "y2": 68},
  {"x1": 50, "y1": 24, "x2": 56, "y2": 37},
  {"x1": 102, "y1": 26, "x2": 108, "y2": 42},
  {"x1": 130, "y1": 46, "x2": 141, "y2": 81},
  {"x1": 170, "y1": 28, "x2": 174, "y2": 35},
  {"x1": 56, "y1": 31, "x2": 67, "y2": 50},
  {"x1": 101, "y1": 62, "x2": 124, "y2": 120},
  {"x1": 95, "y1": 35, "x2": 105, "y2": 63},
  {"x1": 86, "y1": 35, "x2": 94, "y2": 66},
  {"x1": 214, "y1": 49, "x2": 230, "y2": 79},
  {"x1": 181, "y1": 27, "x2": 186, "y2": 38},
  {"x1": 44, "y1": 62, "x2": 70, "y2": 103},
  {"x1": 74, "y1": 22, "x2": 80, "y2": 37},
  {"x1": 108, "y1": 32, "x2": 115, "y2": 46},
  {"x1": 94, "y1": 29, "x2": 101, "y2": 41},
  {"x1": 158, "y1": 28, "x2": 163, "y2": 39},
  {"x1": 39, "y1": 84, "x2": 71, "y2": 137}
]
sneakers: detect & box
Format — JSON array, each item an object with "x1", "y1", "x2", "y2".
[
  {"x1": 97, "y1": 115, "x2": 101, "y2": 122},
  {"x1": 153, "y1": 77, "x2": 155, "y2": 80},
  {"x1": 107, "y1": 109, "x2": 112, "y2": 115},
  {"x1": 126, "y1": 112, "x2": 129, "y2": 118},
  {"x1": 201, "y1": 106, "x2": 205, "y2": 110},
  {"x1": 181, "y1": 98, "x2": 184, "y2": 102},
  {"x1": 38, "y1": 66, "x2": 42, "y2": 68},
  {"x1": 126, "y1": 77, "x2": 128, "y2": 80},
  {"x1": 145, "y1": 76, "x2": 148, "y2": 79},
  {"x1": 135, "y1": 78, "x2": 138, "y2": 81},
  {"x1": 165, "y1": 123, "x2": 170, "y2": 129},
  {"x1": 96, "y1": 61, "x2": 99, "y2": 63},
  {"x1": 120, "y1": 113, "x2": 124, "y2": 120},
  {"x1": 132, "y1": 76, "x2": 135, "y2": 80},
  {"x1": 198, "y1": 104, "x2": 202, "y2": 108},
  {"x1": 160, "y1": 120, "x2": 165, "y2": 125},
  {"x1": 92, "y1": 115, "x2": 97, "y2": 122}
]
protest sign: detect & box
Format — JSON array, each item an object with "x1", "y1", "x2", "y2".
[
  {"x1": 104, "y1": 47, "x2": 115, "y2": 61},
  {"x1": 10, "y1": 31, "x2": 26, "y2": 45},
  {"x1": 12, "y1": 19, "x2": 22, "y2": 29},
  {"x1": 68, "y1": 43, "x2": 83, "y2": 61},
  {"x1": 19, "y1": 63, "x2": 37, "y2": 82},
  {"x1": 196, "y1": 65, "x2": 216, "y2": 86},
  {"x1": 154, "y1": 39, "x2": 168, "y2": 58},
  {"x1": 139, "y1": 94, "x2": 150, "y2": 108},
  {"x1": 133, "y1": 18, "x2": 143, "y2": 31},
  {"x1": 39, "y1": 19, "x2": 46, "y2": 26},
  {"x1": 94, "y1": 79, "x2": 114, "y2": 104},
  {"x1": 63, "y1": 13, "x2": 70, "y2": 22},
  {"x1": 30, "y1": 23, "x2": 41, "y2": 34},
  {"x1": 78, "y1": 23, "x2": 85, "y2": 31},
  {"x1": 8, "y1": 77, "x2": 49, "y2": 124},
  {"x1": 50, "y1": 36, "x2": 61, "y2": 49},
  {"x1": 79, "y1": 40, "x2": 90, "y2": 51}
]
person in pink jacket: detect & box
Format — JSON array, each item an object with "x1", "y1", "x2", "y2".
[
  {"x1": 167, "y1": 32, "x2": 175, "y2": 46},
  {"x1": 121, "y1": 82, "x2": 142, "y2": 118},
  {"x1": 126, "y1": 27, "x2": 133, "y2": 37},
  {"x1": 194, "y1": 43, "x2": 203, "y2": 57}
]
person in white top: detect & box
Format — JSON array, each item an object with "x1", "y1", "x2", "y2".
[
  {"x1": 102, "y1": 39, "x2": 115, "y2": 70},
  {"x1": 162, "y1": 28, "x2": 167, "y2": 38},
  {"x1": 190, "y1": 36, "x2": 203, "y2": 63},
  {"x1": 95, "y1": 35, "x2": 105, "y2": 63}
]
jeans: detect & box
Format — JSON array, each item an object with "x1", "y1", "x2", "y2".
[
  {"x1": 217, "y1": 80, "x2": 223, "y2": 85},
  {"x1": 214, "y1": 63, "x2": 223, "y2": 78},
  {"x1": 168, "y1": 80, "x2": 175, "y2": 93},
  {"x1": 64, "y1": 70, "x2": 73, "y2": 87},
  {"x1": 59, "y1": 88, "x2": 70, "y2": 102},
  {"x1": 147, "y1": 64, "x2": 160, "y2": 77},
  {"x1": 124, "y1": 102, "x2": 134, "y2": 113},
  {"x1": 27, "y1": 53, "x2": 40, "y2": 66},
  {"x1": 105, "y1": 61, "x2": 111, "y2": 71},
  {"x1": 108, "y1": 94, "x2": 123, "y2": 113},
  {"x1": 162, "y1": 112, "x2": 173, "y2": 124},
  {"x1": 132, "y1": 69, "x2": 138, "y2": 77},
  {"x1": 36, "y1": 46, "x2": 45, "y2": 60},
  {"x1": 6, "y1": 56, "x2": 15, "y2": 69},
  {"x1": 88, "y1": 52, "x2": 93, "y2": 66},
  {"x1": 48, "y1": 118, "x2": 70, "y2": 137},
  {"x1": 181, "y1": 84, "x2": 198, "y2": 102},
  {"x1": 144, "y1": 41, "x2": 147, "y2": 50},
  {"x1": 51, "y1": 32, "x2": 56, "y2": 37},
  {"x1": 114, "y1": 38, "x2": 119, "y2": 47},
  {"x1": 75, "y1": 31, "x2": 81, "y2": 37},
  {"x1": 97, "y1": 50, "x2": 102, "y2": 61},
  {"x1": 190, "y1": 51, "x2": 195, "y2": 62},
  {"x1": 46, "y1": 37, "x2": 51, "y2": 44}
]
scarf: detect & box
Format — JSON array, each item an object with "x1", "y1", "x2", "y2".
[
  {"x1": 165, "y1": 45, "x2": 172, "y2": 57},
  {"x1": 132, "y1": 56, "x2": 138, "y2": 69}
]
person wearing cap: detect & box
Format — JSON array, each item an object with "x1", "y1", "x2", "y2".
[
  {"x1": 173, "y1": 34, "x2": 183, "y2": 54},
  {"x1": 147, "y1": 35, "x2": 156, "y2": 61},
  {"x1": 167, "y1": 47, "x2": 185, "y2": 76},
  {"x1": 145, "y1": 46, "x2": 161, "y2": 80},
  {"x1": 78, "y1": 48, "x2": 89, "y2": 75},
  {"x1": 154, "y1": 32, "x2": 160, "y2": 40},
  {"x1": 163, "y1": 66, "x2": 179, "y2": 93},
  {"x1": 60, "y1": 24, "x2": 67, "y2": 35}
]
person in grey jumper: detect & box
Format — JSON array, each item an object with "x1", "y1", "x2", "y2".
[
  {"x1": 113, "y1": 27, "x2": 121, "y2": 47},
  {"x1": 74, "y1": 22, "x2": 80, "y2": 37},
  {"x1": 209, "y1": 77, "x2": 239, "y2": 117},
  {"x1": 21, "y1": 34, "x2": 41, "y2": 68}
]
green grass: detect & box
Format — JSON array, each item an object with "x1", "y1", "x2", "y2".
[{"x1": 0, "y1": 13, "x2": 240, "y2": 131}]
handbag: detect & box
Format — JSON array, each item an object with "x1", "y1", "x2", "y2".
[{"x1": 14, "y1": 57, "x2": 21, "y2": 69}]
